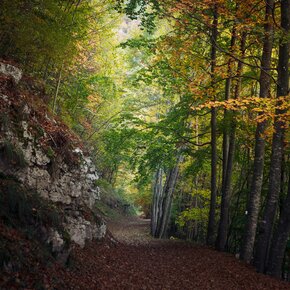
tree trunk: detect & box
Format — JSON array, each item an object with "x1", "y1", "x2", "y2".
[
  {"x1": 240, "y1": 0, "x2": 274, "y2": 263},
  {"x1": 216, "y1": 31, "x2": 246, "y2": 251},
  {"x1": 207, "y1": 3, "x2": 218, "y2": 246},
  {"x1": 254, "y1": 0, "x2": 289, "y2": 273},
  {"x1": 158, "y1": 155, "x2": 183, "y2": 238},
  {"x1": 221, "y1": 24, "x2": 236, "y2": 207},
  {"x1": 52, "y1": 63, "x2": 64, "y2": 114},
  {"x1": 267, "y1": 177, "x2": 290, "y2": 277},
  {"x1": 151, "y1": 155, "x2": 183, "y2": 239},
  {"x1": 151, "y1": 168, "x2": 164, "y2": 237},
  {"x1": 216, "y1": 25, "x2": 244, "y2": 251}
]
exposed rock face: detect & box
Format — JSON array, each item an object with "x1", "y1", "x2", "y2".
[
  {"x1": 0, "y1": 62, "x2": 106, "y2": 249},
  {"x1": 65, "y1": 216, "x2": 106, "y2": 248},
  {"x1": 0, "y1": 62, "x2": 23, "y2": 83}
]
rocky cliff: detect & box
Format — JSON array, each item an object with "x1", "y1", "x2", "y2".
[{"x1": 0, "y1": 61, "x2": 106, "y2": 253}]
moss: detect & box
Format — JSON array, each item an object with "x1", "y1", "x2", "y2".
[
  {"x1": 35, "y1": 124, "x2": 45, "y2": 138},
  {"x1": 62, "y1": 230, "x2": 71, "y2": 245},
  {"x1": 45, "y1": 146, "x2": 55, "y2": 159}
]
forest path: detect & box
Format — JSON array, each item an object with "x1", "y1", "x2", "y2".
[
  {"x1": 107, "y1": 215, "x2": 163, "y2": 245},
  {"x1": 51, "y1": 216, "x2": 290, "y2": 289}
]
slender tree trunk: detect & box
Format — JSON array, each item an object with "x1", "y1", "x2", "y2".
[
  {"x1": 191, "y1": 117, "x2": 200, "y2": 241},
  {"x1": 52, "y1": 63, "x2": 64, "y2": 114},
  {"x1": 158, "y1": 154, "x2": 183, "y2": 238},
  {"x1": 267, "y1": 177, "x2": 290, "y2": 277},
  {"x1": 151, "y1": 154, "x2": 183, "y2": 239},
  {"x1": 240, "y1": 0, "x2": 274, "y2": 263},
  {"x1": 216, "y1": 31, "x2": 246, "y2": 251},
  {"x1": 216, "y1": 25, "x2": 238, "y2": 251},
  {"x1": 207, "y1": 3, "x2": 218, "y2": 246},
  {"x1": 221, "y1": 26, "x2": 236, "y2": 204},
  {"x1": 254, "y1": 0, "x2": 289, "y2": 273},
  {"x1": 151, "y1": 168, "x2": 164, "y2": 237}
]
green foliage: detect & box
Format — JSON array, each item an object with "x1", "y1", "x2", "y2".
[
  {"x1": 117, "y1": 0, "x2": 160, "y2": 32},
  {"x1": 45, "y1": 146, "x2": 55, "y2": 159},
  {"x1": 176, "y1": 190, "x2": 210, "y2": 227},
  {"x1": 95, "y1": 178, "x2": 137, "y2": 218},
  {"x1": 0, "y1": 0, "x2": 91, "y2": 66}
]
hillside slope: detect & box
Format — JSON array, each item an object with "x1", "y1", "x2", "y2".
[{"x1": 0, "y1": 61, "x2": 107, "y2": 289}]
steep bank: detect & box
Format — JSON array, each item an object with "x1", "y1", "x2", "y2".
[{"x1": 0, "y1": 61, "x2": 106, "y2": 287}]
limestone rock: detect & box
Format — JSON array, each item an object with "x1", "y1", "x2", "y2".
[
  {"x1": 0, "y1": 62, "x2": 22, "y2": 83},
  {"x1": 65, "y1": 216, "x2": 107, "y2": 248},
  {"x1": 0, "y1": 68, "x2": 106, "y2": 248},
  {"x1": 47, "y1": 230, "x2": 65, "y2": 253},
  {"x1": 5, "y1": 136, "x2": 105, "y2": 246},
  {"x1": 95, "y1": 221, "x2": 107, "y2": 240}
]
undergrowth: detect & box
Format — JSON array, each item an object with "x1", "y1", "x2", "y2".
[{"x1": 95, "y1": 179, "x2": 136, "y2": 219}]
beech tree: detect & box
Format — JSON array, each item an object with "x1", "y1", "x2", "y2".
[
  {"x1": 240, "y1": 0, "x2": 275, "y2": 263},
  {"x1": 255, "y1": 0, "x2": 290, "y2": 274}
]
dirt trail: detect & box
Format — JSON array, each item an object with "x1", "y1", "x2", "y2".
[
  {"x1": 107, "y1": 216, "x2": 153, "y2": 245},
  {"x1": 81, "y1": 216, "x2": 290, "y2": 290},
  {"x1": 41, "y1": 216, "x2": 290, "y2": 289}
]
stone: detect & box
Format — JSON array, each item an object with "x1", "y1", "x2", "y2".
[
  {"x1": 1, "y1": 109, "x2": 106, "y2": 249},
  {"x1": 65, "y1": 216, "x2": 106, "y2": 248},
  {"x1": 94, "y1": 222, "x2": 107, "y2": 239},
  {"x1": 21, "y1": 121, "x2": 32, "y2": 140},
  {"x1": 22, "y1": 104, "x2": 31, "y2": 115},
  {"x1": 0, "y1": 62, "x2": 22, "y2": 83},
  {"x1": 35, "y1": 147, "x2": 50, "y2": 166},
  {"x1": 47, "y1": 230, "x2": 64, "y2": 253},
  {"x1": 49, "y1": 186, "x2": 72, "y2": 204},
  {"x1": 0, "y1": 94, "x2": 9, "y2": 102}
]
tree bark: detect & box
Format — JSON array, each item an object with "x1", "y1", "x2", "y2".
[
  {"x1": 240, "y1": 0, "x2": 274, "y2": 263},
  {"x1": 52, "y1": 63, "x2": 64, "y2": 114},
  {"x1": 151, "y1": 155, "x2": 183, "y2": 239},
  {"x1": 151, "y1": 168, "x2": 164, "y2": 237},
  {"x1": 221, "y1": 25, "x2": 236, "y2": 205},
  {"x1": 267, "y1": 177, "x2": 290, "y2": 278},
  {"x1": 254, "y1": 0, "x2": 289, "y2": 273},
  {"x1": 207, "y1": 3, "x2": 218, "y2": 246},
  {"x1": 158, "y1": 154, "x2": 183, "y2": 238},
  {"x1": 216, "y1": 33, "x2": 246, "y2": 251}
]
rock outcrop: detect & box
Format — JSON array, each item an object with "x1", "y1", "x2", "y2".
[
  {"x1": 0, "y1": 61, "x2": 106, "y2": 250},
  {"x1": 0, "y1": 61, "x2": 23, "y2": 83}
]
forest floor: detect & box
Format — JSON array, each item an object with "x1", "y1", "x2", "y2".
[
  {"x1": 48, "y1": 216, "x2": 289, "y2": 290},
  {"x1": 2, "y1": 215, "x2": 290, "y2": 289}
]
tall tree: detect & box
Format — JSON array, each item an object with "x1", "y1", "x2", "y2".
[
  {"x1": 207, "y1": 2, "x2": 219, "y2": 246},
  {"x1": 254, "y1": 0, "x2": 290, "y2": 273},
  {"x1": 216, "y1": 31, "x2": 247, "y2": 251},
  {"x1": 151, "y1": 168, "x2": 164, "y2": 237},
  {"x1": 267, "y1": 177, "x2": 290, "y2": 277},
  {"x1": 151, "y1": 154, "x2": 183, "y2": 238},
  {"x1": 240, "y1": 0, "x2": 275, "y2": 263}
]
